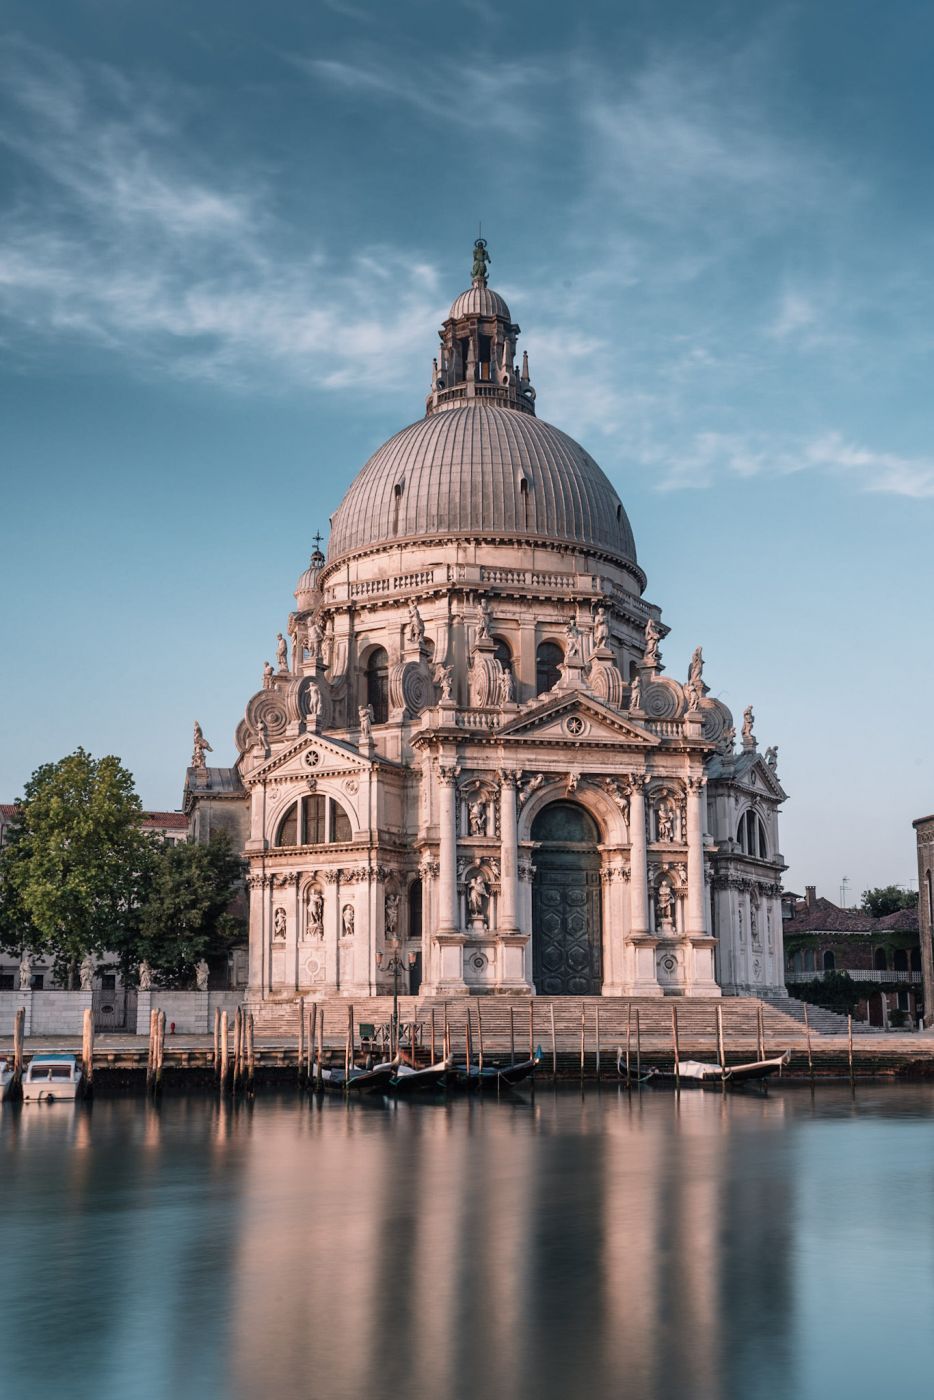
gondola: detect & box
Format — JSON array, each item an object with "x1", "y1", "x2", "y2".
[
  {"x1": 635, "y1": 1052, "x2": 789, "y2": 1089},
  {"x1": 450, "y1": 1049, "x2": 542, "y2": 1091},
  {"x1": 389, "y1": 1056, "x2": 452, "y2": 1094},
  {"x1": 316, "y1": 1058, "x2": 399, "y2": 1093}
]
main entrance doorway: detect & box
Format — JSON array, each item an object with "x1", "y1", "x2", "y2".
[{"x1": 531, "y1": 801, "x2": 603, "y2": 995}]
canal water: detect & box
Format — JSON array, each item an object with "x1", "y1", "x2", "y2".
[{"x1": 2, "y1": 1085, "x2": 934, "y2": 1400}]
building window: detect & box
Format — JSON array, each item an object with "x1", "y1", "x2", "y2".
[
  {"x1": 911, "y1": 947, "x2": 922, "y2": 972},
  {"x1": 737, "y1": 811, "x2": 768, "y2": 859},
  {"x1": 276, "y1": 796, "x2": 353, "y2": 847},
  {"x1": 100, "y1": 974, "x2": 116, "y2": 991},
  {"x1": 536, "y1": 641, "x2": 563, "y2": 694},
  {"x1": 0, "y1": 973, "x2": 13, "y2": 990},
  {"x1": 873, "y1": 947, "x2": 888, "y2": 972},
  {"x1": 493, "y1": 636, "x2": 513, "y2": 676},
  {"x1": 31, "y1": 974, "x2": 44, "y2": 990},
  {"x1": 893, "y1": 948, "x2": 909, "y2": 973},
  {"x1": 409, "y1": 878, "x2": 423, "y2": 940},
  {"x1": 823, "y1": 950, "x2": 835, "y2": 971},
  {"x1": 366, "y1": 647, "x2": 389, "y2": 725}
]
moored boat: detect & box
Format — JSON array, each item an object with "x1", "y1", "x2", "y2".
[
  {"x1": 644, "y1": 1052, "x2": 789, "y2": 1088},
  {"x1": 0, "y1": 1057, "x2": 14, "y2": 1102},
  {"x1": 22, "y1": 1054, "x2": 83, "y2": 1103},
  {"x1": 389, "y1": 1057, "x2": 452, "y2": 1093}
]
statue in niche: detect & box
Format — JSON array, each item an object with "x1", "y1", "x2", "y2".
[
  {"x1": 138, "y1": 959, "x2": 152, "y2": 991},
  {"x1": 593, "y1": 605, "x2": 610, "y2": 649},
  {"x1": 629, "y1": 672, "x2": 642, "y2": 710},
  {"x1": 497, "y1": 668, "x2": 514, "y2": 705},
  {"x1": 476, "y1": 597, "x2": 491, "y2": 643},
  {"x1": 565, "y1": 619, "x2": 582, "y2": 662},
  {"x1": 468, "y1": 801, "x2": 487, "y2": 836},
  {"x1": 263, "y1": 661, "x2": 274, "y2": 689},
  {"x1": 79, "y1": 954, "x2": 94, "y2": 991},
  {"x1": 276, "y1": 632, "x2": 289, "y2": 672},
  {"x1": 765, "y1": 745, "x2": 779, "y2": 772},
  {"x1": 307, "y1": 617, "x2": 324, "y2": 662},
  {"x1": 195, "y1": 959, "x2": 210, "y2": 991},
  {"x1": 750, "y1": 900, "x2": 761, "y2": 948},
  {"x1": 467, "y1": 874, "x2": 488, "y2": 922},
  {"x1": 191, "y1": 721, "x2": 213, "y2": 770},
  {"x1": 358, "y1": 705, "x2": 373, "y2": 740},
  {"x1": 273, "y1": 906, "x2": 287, "y2": 940},
  {"x1": 742, "y1": 705, "x2": 755, "y2": 742},
  {"x1": 656, "y1": 880, "x2": 674, "y2": 930},
  {"x1": 518, "y1": 772, "x2": 544, "y2": 808},
  {"x1": 433, "y1": 662, "x2": 454, "y2": 702},
  {"x1": 656, "y1": 802, "x2": 675, "y2": 842},
  {"x1": 341, "y1": 904, "x2": 355, "y2": 939},
  {"x1": 644, "y1": 617, "x2": 661, "y2": 667},
  {"x1": 406, "y1": 600, "x2": 425, "y2": 646},
  {"x1": 306, "y1": 886, "x2": 324, "y2": 939},
  {"x1": 305, "y1": 682, "x2": 322, "y2": 722},
  {"x1": 385, "y1": 892, "x2": 400, "y2": 938}
]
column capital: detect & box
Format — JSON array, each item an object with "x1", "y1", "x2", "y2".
[
  {"x1": 687, "y1": 775, "x2": 707, "y2": 794},
  {"x1": 496, "y1": 767, "x2": 522, "y2": 789},
  {"x1": 630, "y1": 774, "x2": 649, "y2": 795},
  {"x1": 438, "y1": 762, "x2": 461, "y2": 786}
]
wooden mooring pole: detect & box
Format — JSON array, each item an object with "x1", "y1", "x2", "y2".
[
  {"x1": 528, "y1": 998, "x2": 534, "y2": 1060},
  {"x1": 81, "y1": 1007, "x2": 94, "y2": 1098},
  {"x1": 146, "y1": 1008, "x2": 157, "y2": 1095},
  {"x1": 635, "y1": 1008, "x2": 642, "y2": 1084},
  {"x1": 213, "y1": 1005, "x2": 221, "y2": 1071},
  {"x1": 430, "y1": 1008, "x2": 436, "y2": 1064},
  {"x1": 716, "y1": 1004, "x2": 726, "y2": 1087},
  {"x1": 316, "y1": 1006, "x2": 324, "y2": 1091},
  {"x1": 298, "y1": 995, "x2": 306, "y2": 1087},
  {"x1": 509, "y1": 1006, "x2": 516, "y2": 1066},
  {"x1": 549, "y1": 1003, "x2": 557, "y2": 1079},
  {"x1": 465, "y1": 1006, "x2": 473, "y2": 1076},
  {"x1": 307, "y1": 1003, "x2": 317, "y2": 1086},
  {"x1": 233, "y1": 1007, "x2": 243, "y2": 1095},
  {"x1": 246, "y1": 1013, "x2": 255, "y2": 1095},
  {"x1": 757, "y1": 1003, "x2": 765, "y2": 1063},
  {"x1": 155, "y1": 1009, "x2": 166, "y2": 1096},
  {"x1": 625, "y1": 1005, "x2": 632, "y2": 1086},
  {"x1": 803, "y1": 1003, "x2": 814, "y2": 1081},
  {"x1": 595, "y1": 1004, "x2": 601, "y2": 1080},
  {"x1": 345, "y1": 1004, "x2": 353, "y2": 1085},
  {"x1": 219, "y1": 1011, "x2": 229, "y2": 1093},
  {"x1": 477, "y1": 1004, "x2": 485, "y2": 1072},
  {"x1": 12, "y1": 1006, "x2": 25, "y2": 1092},
  {"x1": 847, "y1": 1014, "x2": 854, "y2": 1085},
  {"x1": 579, "y1": 1001, "x2": 585, "y2": 1079},
  {"x1": 671, "y1": 1005, "x2": 681, "y2": 1090}
]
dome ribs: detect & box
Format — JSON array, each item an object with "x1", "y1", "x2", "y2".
[{"x1": 325, "y1": 404, "x2": 638, "y2": 569}]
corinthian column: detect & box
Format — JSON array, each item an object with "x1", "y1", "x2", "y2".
[
  {"x1": 437, "y1": 763, "x2": 460, "y2": 932},
  {"x1": 629, "y1": 776, "x2": 649, "y2": 936},
  {"x1": 686, "y1": 775, "x2": 708, "y2": 936},
  {"x1": 498, "y1": 770, "x2": 519, "y2": 934}
]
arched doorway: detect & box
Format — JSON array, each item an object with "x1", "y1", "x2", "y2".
[{"x1": 531, "y1": 801, "x2": 603, "y2": 995}]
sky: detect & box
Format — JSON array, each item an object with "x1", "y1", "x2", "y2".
[{"x1": 1, "y1": 0, "x2": 932, "y2": 900}]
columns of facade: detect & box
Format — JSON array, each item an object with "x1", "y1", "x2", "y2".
[
  {"x1": 498, "y1": 770, "x2": 519, "y2": 934},
  {"x1": 437, "y1": 764, "x2": 460, "y2": 932},
  {"x1": 629, "y1": 776, "x2": 649, "y2": 936},
  {"x1": 686, "y1": 776, "x2": 707, "y2": 936}
]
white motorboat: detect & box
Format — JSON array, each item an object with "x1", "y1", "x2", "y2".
[
  {"x1": 0, "y1": 1058, "x2": 14, "y2": 1101},
  {"x1": 21, "y1": 1053, "x2": 83, "y2": 1102}
]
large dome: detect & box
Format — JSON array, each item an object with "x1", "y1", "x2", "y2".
[{"x1": 327, "y1": 404, "x2": 637, "y2": 565}]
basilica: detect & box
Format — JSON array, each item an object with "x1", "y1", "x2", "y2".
[{"x1": 204, "y1": 242, "x2": 788, "y2": 1002}]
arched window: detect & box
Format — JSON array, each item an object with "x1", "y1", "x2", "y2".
[
  {"x1": 536, "y1": 641, "x2": 563, "y2": 694},
  {"x1": 823, "y1": 950, "x2": 835, "y2": 971},
  {"x1": 493, "y1": 636, "x2": 513, "y2": 676},
  {"x1": 873, "y1": 946, "x2": 888, "y2": 972},
  {"x1": 893, "y1": 948, "x2": 909, "y2": 973},
  {"x1": 275, "y1": 796, "x2": 353, "y2": 847},
  {"x1": 409, "y1": 878, "x2": 423, "y2": 941},
  {"x1": 366, "y1": 646, "x2": 389, "y2": 725},
  {"x1": 737, "y1": 811, "x2": 768, "y2": 859}
]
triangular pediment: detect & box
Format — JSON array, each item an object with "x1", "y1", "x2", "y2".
[
  {"x1": 498, "y1": 692, "x2": 660, "y2": 748},
  {"x1": 244, "y1": 732, "x2": 401, "y2": 785}
]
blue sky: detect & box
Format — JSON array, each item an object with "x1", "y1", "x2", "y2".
[{"x1": 1, "y1": 0, "x2": 932, "y2": 900}]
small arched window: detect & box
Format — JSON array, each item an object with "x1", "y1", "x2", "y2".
[
  {"x1": 823, "y1": 950, "x2": 835, "y2": 971},
  {"x1": 409, "y1": 878, "x2": 423, "y2": 940},
  {"x1": 893, "y1": 948, "x2": 909, "y2": 973},
  {"x1": 536, "y1": 641, "x2": 563, "y2": 694},
  {"x1": 737, "y1": 811, "x2": 768, "y2": 859},
  {"x1": 366, "y1": 646, "x2": 389, "y2": 725},
  {"x1": 493, "y1": 636, "x2": 513, "y2": 676},
  {"x1": 873, "y1": 946, "x2": 888, "y2": 972}
]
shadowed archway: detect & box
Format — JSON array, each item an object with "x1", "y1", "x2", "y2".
[{"x1": 531, "y1": 801, "x2": 603, "y2": 995}]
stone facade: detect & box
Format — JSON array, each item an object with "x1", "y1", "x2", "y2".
[{"x1": 227, "y1": 244, "x2": 788, "y2": 1004}]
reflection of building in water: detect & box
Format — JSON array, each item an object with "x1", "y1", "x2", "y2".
[
  {"x1": 188, "y1": 241, "x2": 788, "y2": 1008},
  {"x1": 226, "y1": 1095, "x2": 793, "y2": 1399}
]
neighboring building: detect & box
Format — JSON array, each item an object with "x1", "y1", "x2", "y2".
[
  {"x1": 140, "y1": 810, "x2": 188, "y2": 845},
  {"x1": 190, "y1": 242, "x2": 788, "y2": 1007},
  {"x1": 915, "y1": 814, "x2": 934, "y2": 1025},
  {"x1": 783, "y1": 885, "x2": 921, "y2": 1027}
]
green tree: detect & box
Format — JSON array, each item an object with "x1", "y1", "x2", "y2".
[
  {"x1": 860, "y1": 885, "x2": 918, "y2": 918},
  {"x1": 796, "y1": 971, "x2": 862, "y2": 1017},
  {"x1": 0, "y1": 749, "x2": 152, "y2": 985},
  {"x1": 136, "y1": 833, "x2": 244, "y2": 986}
]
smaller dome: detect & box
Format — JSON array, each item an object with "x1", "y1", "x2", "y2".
[
  {"x1": 448, "y1": 285, "x2": 512, "y2": 321},
  {"x1": 294, "y1": 548, "x2": 324, "y2": 608}
]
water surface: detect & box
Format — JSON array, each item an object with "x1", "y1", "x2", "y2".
[{"x1": 2, "y1": 1085, "x2": 933, "y2": 1400}]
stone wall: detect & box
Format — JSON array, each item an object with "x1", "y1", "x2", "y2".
[
  {"x1": 0, "y1": 989, "x2": 92, "y2": 1035},
  {"x1": 134, "y1": 989, "x2": 242, "y2": 1035}
]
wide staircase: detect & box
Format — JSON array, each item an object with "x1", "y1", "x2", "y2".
[{"x1": 248, "y1": 993, "x2": 862, "y2": 1052}]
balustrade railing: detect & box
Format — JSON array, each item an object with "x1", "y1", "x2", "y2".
[{"x1": 785, "y1": 969, "x2": 921, "y2": 984}]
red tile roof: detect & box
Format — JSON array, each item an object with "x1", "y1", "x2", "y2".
[
  {"x1": 783, "y1": 896, "x2": 875, "y2": 934},
  {"x1": 876, "y1": 907, "x2": 920, "y2": 933},
  {"x1": 140, "y1": 811, "x2": 187, "y2": 829}
]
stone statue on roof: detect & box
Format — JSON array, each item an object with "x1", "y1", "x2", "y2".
[
  {"x1": 192, "y1": 721, "x2": 213, "y2": 770},
  {"x1": 471, "y1": 237, "x2": 491, "y2": 284}
]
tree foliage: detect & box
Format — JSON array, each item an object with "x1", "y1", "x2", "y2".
[
  {"x1": 795, "y1": 971, "x2": 863, "y2": 1017},
  {"x1": 136, "y1": 833, "x2": 244, "y2": 986},
  {"x1": 860, "y1": 885, "x2": 918, "y2": 918},
  {"x1": 0, "y1": 749, "x2": 151, "y2": 983}
]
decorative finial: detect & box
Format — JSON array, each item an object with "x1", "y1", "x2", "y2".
[{"x1": 471, "y1": 236, "x2": 490, "y2": 287}]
